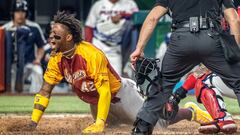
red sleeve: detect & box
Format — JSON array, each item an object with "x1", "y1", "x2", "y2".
[
  {"x1": 238, "y1": 7, "x2": 240, "y2": 17},
  {"x1": 120, "y1": 13, "x2": 132, "y2": 19},
  {"x1": 182, "y1": 74, "x2": 197, "y2": 91},
  {"x1": 84, "y1": 26, "x2": 93, "y2": 42}
]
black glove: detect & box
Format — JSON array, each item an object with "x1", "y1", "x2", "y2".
[
  {"x1": 162, "y1": 95, "x2": 179, "y2": 120},
  {"x1": 162, "y1": 87, "x2": 187, "y2": 120}
]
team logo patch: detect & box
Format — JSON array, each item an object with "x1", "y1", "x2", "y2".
[{"x1": 64, "y1": 69, "x2": 86, "y2": 84}]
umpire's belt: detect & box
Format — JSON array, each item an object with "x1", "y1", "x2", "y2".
[{"x1": 172, "y1": 19, "x2": 214, "y2": 30}]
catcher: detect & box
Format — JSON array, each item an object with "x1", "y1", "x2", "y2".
[
  {"x1": 133, "y1": 58, "x2": 238, "y2": 134},
  {"x1": 173, "y1": 64, "x2": 238, "y2": 134},
  {"x1": 28, "y1": 11, "x2": 212, "y2": 133}
]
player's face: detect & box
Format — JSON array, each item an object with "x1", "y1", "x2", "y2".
[
  {"x1": 49, "y1": 23, "x2": 70, "y2": 52},
  {"x1": 13, "y1": 11, "x2": 27, "y2": 25}
]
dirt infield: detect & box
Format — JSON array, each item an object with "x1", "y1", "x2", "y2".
[{"x1": 0, "y1": 114, "x2": 239, "y2": 135}]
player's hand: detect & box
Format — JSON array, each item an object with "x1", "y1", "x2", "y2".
[
  {"x1": 82, "y1": 118, "x2": 105, "y2": 134},
  {"x1": 33, "y1": 59, "x2": 41, "y2": 65},
  {"x1": 130, "y1": 48, "x2": 144, "y2": 70},
  {"x1": 111, "y1": 14, "x2": 122, "y2": 24},
  {"x1": 26, "y1": 121, "x2": 37, "y2": 130}
]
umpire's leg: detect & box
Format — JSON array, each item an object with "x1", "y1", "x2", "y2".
[
  {"x1": 197, "y1": 29, "x2": 240, "y2": 106},
  {"x1": 133, "y1": 31, "x2": 199, "y2": 134},
  {"x1": 203, "y1": 50, "x2": 240, "y2": 106}
]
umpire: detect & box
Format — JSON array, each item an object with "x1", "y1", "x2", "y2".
[{"x1": 130, "y1": 0, "x2": 240, "y2": 134}]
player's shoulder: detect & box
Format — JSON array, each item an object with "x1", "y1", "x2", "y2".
[
  {"x1": 2, "y1": 21, "x2": 14, "y2": 30},
  {"x1": 48, "y1": 53, "x2": 62, "y2": 65},
  {"x1": 92, "y1": 0, "x2": 105, "y2": 8},
  {"x1": 76, "y1": 41, "x2": 107, "y2": 59},
  {"x1": 26, "y1": 20, "x2": 40, "y2": 27},
  {"x1": 26, "y1": 20, "x2": 42, "y2": 31}
]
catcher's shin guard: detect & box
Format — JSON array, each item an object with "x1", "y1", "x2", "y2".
[
  {"x1": 197, "y1": 87, "x2": 237, "y2": 134},
  {"x1": 132, "y1": 118, "x2": 154, "y2": 135}
]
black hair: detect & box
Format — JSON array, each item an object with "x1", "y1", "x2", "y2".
[{"x1": 53, "y1": 11, "x2": 82, "y2": 44}]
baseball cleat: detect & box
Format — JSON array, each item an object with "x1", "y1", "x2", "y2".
[
  {"x1": 198, "y1": 120, "x2": 237, "y2": 134},
  {"x1": 198, "y1": 123, "x2": 219, "y2": 134},
  {"x1": 219, "y1": 120, "x2": 237, "y2": 134},
  {"x1": 184, "y1": 102, "x2": 213, "y2": 124}
]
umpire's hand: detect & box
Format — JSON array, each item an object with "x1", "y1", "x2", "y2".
[{"x1": 130, "y1": 48, "x2": 144, "y2": 70}]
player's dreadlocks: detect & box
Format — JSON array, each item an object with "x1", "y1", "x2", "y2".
[{"x1": 54, "y1": 11, "x2": 82, "y2": 44}]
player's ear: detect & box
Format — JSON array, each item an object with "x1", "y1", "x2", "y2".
[{"x1": 66, "y1": 34, "x2": 73, "y2": 42}]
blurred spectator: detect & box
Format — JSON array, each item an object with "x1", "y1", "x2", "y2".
[
  {"x1": 85, "y1": 0, "x2": 139, "y2": 75},
  {"x1": 2, "y1": 0, "x2": 46, "y2": 93}
]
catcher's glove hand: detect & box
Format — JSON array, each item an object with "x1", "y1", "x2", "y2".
[
  {"x1": 162, "y1": 87, "x2": 187, "y2": 120},
  {"x1": 162, "y1": 95, "x2": 179, "y2": 120}
]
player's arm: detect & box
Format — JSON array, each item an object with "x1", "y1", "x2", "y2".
[
  {"x1": 223, "y1": 7, "x2": 240, "y2": 44},
  {"x1": 33, "y1": 47, "x2": 45, "y2": 64},
  {"x1": 84, "y1": 26, "x2": 94, "y2": 42},
  {"x1": 96, "y1": 80, "x2": 111, "y2": 123},
  {"x1": 82, "y1": 80, "x2": 111, "y2": 133},
  {"x1": 85, "y1": 2, "x2": 98, "y2": 42},
  {"x1": 34, "y1": 23, "x2": 47, "y2": 64},
  {"x1": 30, "y1": 81, "x2": 55, "y2": 127},
  {"x1": 83, "y1": 53, "x2": 111, "y2": 133}
]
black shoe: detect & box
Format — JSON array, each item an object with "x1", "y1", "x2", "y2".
[{"x1": 132, "y1": 118, "x2": 153, "y2": 135}]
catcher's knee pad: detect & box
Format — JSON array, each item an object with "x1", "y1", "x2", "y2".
[{"x1": 132, "y1": 118, "x2": 154, "y2": 135}]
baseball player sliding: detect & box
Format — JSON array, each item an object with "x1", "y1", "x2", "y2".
[
  {"x1": 27, "y1": 11, "x2": 211, "y2": 133},
  {"x1": 27, "y1": 11, "x2": 156, "y2": 133}
]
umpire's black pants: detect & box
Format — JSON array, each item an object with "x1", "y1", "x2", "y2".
[{"x1": 137, "y1": 28, "x2": 240, "y2": 126}]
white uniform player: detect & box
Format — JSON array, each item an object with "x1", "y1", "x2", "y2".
[{"x1": 85, "y1": 0, "x2": 139, "y2": 75}]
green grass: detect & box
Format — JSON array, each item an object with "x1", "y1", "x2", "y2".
[
  {"x1": 0, "y1": 95, "x2": 90, "y2": 114},
  {"x1": 0, "y1": 95, "x2": 238, "y2": 115},
  {"x1": 179, "y1": 96, "x2": 239, "y2": 115}
]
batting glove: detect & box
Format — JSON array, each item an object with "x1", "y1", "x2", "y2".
[{"x1": 82, "y1": 118, "x2": 105, "y2": 133}]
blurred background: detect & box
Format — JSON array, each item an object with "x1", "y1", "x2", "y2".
[{"x1": 0, "y1": 0, "x2": 239, "y2": 94}]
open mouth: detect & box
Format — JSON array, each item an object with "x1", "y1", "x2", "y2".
[{"x1": 50, "y1": 41, "x2": 57, "y2": 49}]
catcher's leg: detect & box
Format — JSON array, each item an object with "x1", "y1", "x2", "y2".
[
  {"x1": 195, "y1": 79, "x2": 237, "y2": 134},
  {"x1": 210, "y1": 74, "x2": 236, "y2": 99}
]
